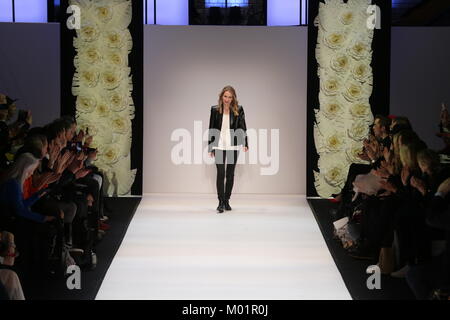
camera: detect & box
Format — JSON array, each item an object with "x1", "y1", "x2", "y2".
[{"x1": 67, "y1": 141, "x2": 83, "y2": 154}]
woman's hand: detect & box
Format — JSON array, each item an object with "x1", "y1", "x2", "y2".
[
  {"x1": 46, "y1": 172, "x2": 61, "y2": 185},
  {"x1": 373, "y1": 167, "x2": 390, "y2": 179},
  {"x1": 67, "y1": 157, "x2": 85, "y2": 174},
  {"x1": 47, "y1": 140, "x2": 60, "y2": 168},
  {"x1": 75, "y1": 129, "x2": 85, "y2": 143},
  {"x1": 54, "y1": 151, "x2": 73, "y2": 174},
  {"x1": 379, "y1": 179, "x2": 398, "y2": 194},
  {"x1": 209, "y1": 152, "x2": 214, "y2": 158},
  {"x1": 75, "y1": 168, "x2": 91, "y2": 180},
  {"x1": 381, "y1": 159, "x2": 395, "y2": 175},
  {"x1": 84, "y1": 135, "x2": 93, "y2": 147}
]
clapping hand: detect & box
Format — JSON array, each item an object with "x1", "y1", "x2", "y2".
[
  {"x1": 54, "y1": 150, "x2": 73, "y2": 175},
  {"x1": 373, "y1": 167, "x2": 390, "y2": 179},
  {"x1": 48, "y1": 140, "x2": 61, "y2": 168},
  {"x1": 379, "y1": 179, "x2": 398, "y2": 193},
  {"x1": 84, "y1": 135, "x2": 93, "y2": 147},
  {"x1": 75, "y1": 129, "x2": 85, "y2": 143},
  {"x1": 75, "y1": 168, "x2": 91, "y2": 180},
  {"x1": 381, "y1": 159, "x2": 395, "y2": 175}
]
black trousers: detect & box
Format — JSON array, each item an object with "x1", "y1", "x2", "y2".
[{"x1": 214, "y1": 149, "x2": 239, "y2": 201}]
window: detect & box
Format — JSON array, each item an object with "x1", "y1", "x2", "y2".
[
  {"x1": 0, "y1": 1, "x2": 13, "y2": 22},
  {"x1": 205, "y1": 0, "x2": 249, "y2": 8},
  {"x1": 0, "y1": 0, "x2": 48, "y2": 23}
]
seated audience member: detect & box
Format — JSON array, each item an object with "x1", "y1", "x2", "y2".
[
  {"x1": 0, "y1": 153, "x2": 53, "y2": 224},
  {"x1": 333, "y1": 115, "x2": 391, "y2": 218},
  {"x1": 0, "y1": 152, "x2": 62, "y2": 276},
  {"x1": 0, "y1": 95, "x2": 31, "y2": 170},
  {"x1": 0, "y1": 231, "x2": 25, "y2": 300},
  {"x1": 426, "y1": 178, "x2": 450, "y2": 299},
  {"x1": 390, "y1": 116, "x2": 412, "y2": 135}
]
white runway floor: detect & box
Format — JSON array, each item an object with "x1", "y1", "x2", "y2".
[{"x1": 96, "y1": 194, "x2": 351, "y2": 300}]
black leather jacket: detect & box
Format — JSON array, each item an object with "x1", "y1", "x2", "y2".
[{"x1": 208, "y1": 105, "x2": 248, "y2": 152}]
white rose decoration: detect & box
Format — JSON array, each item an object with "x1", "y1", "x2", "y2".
[
  {"x1": 96, "y1": 102, "x2": 111, "y2": 117},
  {"x1": 109, "y1": 92, "x2": 128, "y2": 112},
  {"x1": 83, "y1": 47, "x2": 102, "y2": 65},
  {"x1": 76, "y1": 95, "x2": 97, "y2": 113},
  {"x1": 324, "y1": 165, "x2": 346, "y2": 187},
  {"x1": 323, "y1": 101, "x2": 343, "y2": 120},
  {"x1": 321, "y1": 76, "x2": 341, "y2": 96},
  {"x1": 79, "y1": 24, "x2": 99, "y2": 42},
  {"x1": 343, "y1": 82, "x2": 363, "y2": 102},
  {"x1": 330, "y1": 54, "x2": 350, "y2": 73},
  {"x1": 349, "y1": 102, "x2": 371, "y2": 119},
  {"x1": 105, "y1": 30, "x2": 125, "y2": 48},
  {"x1": 107, "y1": 51, "x2": 125, "y2": 67},
  {"x1": 325, "y1": 132, "x2": 345, "y2": 152},
  {"x1": 111, "y1": 116, "x2": 131, "y2": 134},
  {"x1": 102, "y1": 145, "x2": 120, "y2": 164},
  {"x1": 95, "y1": 5, "x2": 113, "y2": 23},
  {"x1": 348, "y1": 121, "x2": 369, "y2": 141},
  {"x1": 79, "y1": 69, "x2": 100, "y2": 88},
  {"x1": 101, "y1": 70, "x2": 121, "y2": 90},
  {"x1": 349, "y1": 41, "x2": 370, "y2": 60},
  {"x1": 340, "y1": 11, "x2": 355, "y2": 25},
  {"x1": 352, "y1": 63, "x2": 371, "y2": 82},
  {"x1": 324, "y1": 31, "x2": 346, "y2": 50},
  {"x1": 71, "y1": 0, "x2": 135, "y2": 196}
]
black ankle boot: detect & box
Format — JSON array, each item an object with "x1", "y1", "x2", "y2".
[
  {"x1": 224, "y1": 199, "x2": 232, "y2": 211},
  {"x1": 217, "y1": 199, "x2": 225, "y2": 213}
]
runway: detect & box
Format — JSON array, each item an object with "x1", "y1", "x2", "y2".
[{"x1": 96, "y1": 194, "x2": 351, "y2": 300}]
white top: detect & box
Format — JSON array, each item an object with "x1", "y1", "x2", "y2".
[{"x1": 213, "y1": 112, "x2": 240, "y2": 151}]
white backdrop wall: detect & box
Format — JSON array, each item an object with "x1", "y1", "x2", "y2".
[
  {"x1": 0, "y1": 23, "x2": 60, "y2": 127},
  {"x1": 144, "y1": 25, "x2": 308, "y2": 194}
]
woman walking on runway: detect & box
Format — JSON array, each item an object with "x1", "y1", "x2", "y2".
[{"x1": 208, "y1": 86, "x2": 248, "y2": 213}]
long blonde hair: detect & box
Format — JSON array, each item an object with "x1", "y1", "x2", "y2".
[
  {"x1": 218, "y1": 86, "x2": 239, "y2": 116},
  {"x1": 399, "y1": 142, "x2": 421, "y2": 172},
  {"x1": 0, "y1": 153, "x2": 39, "y2": 192}
]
